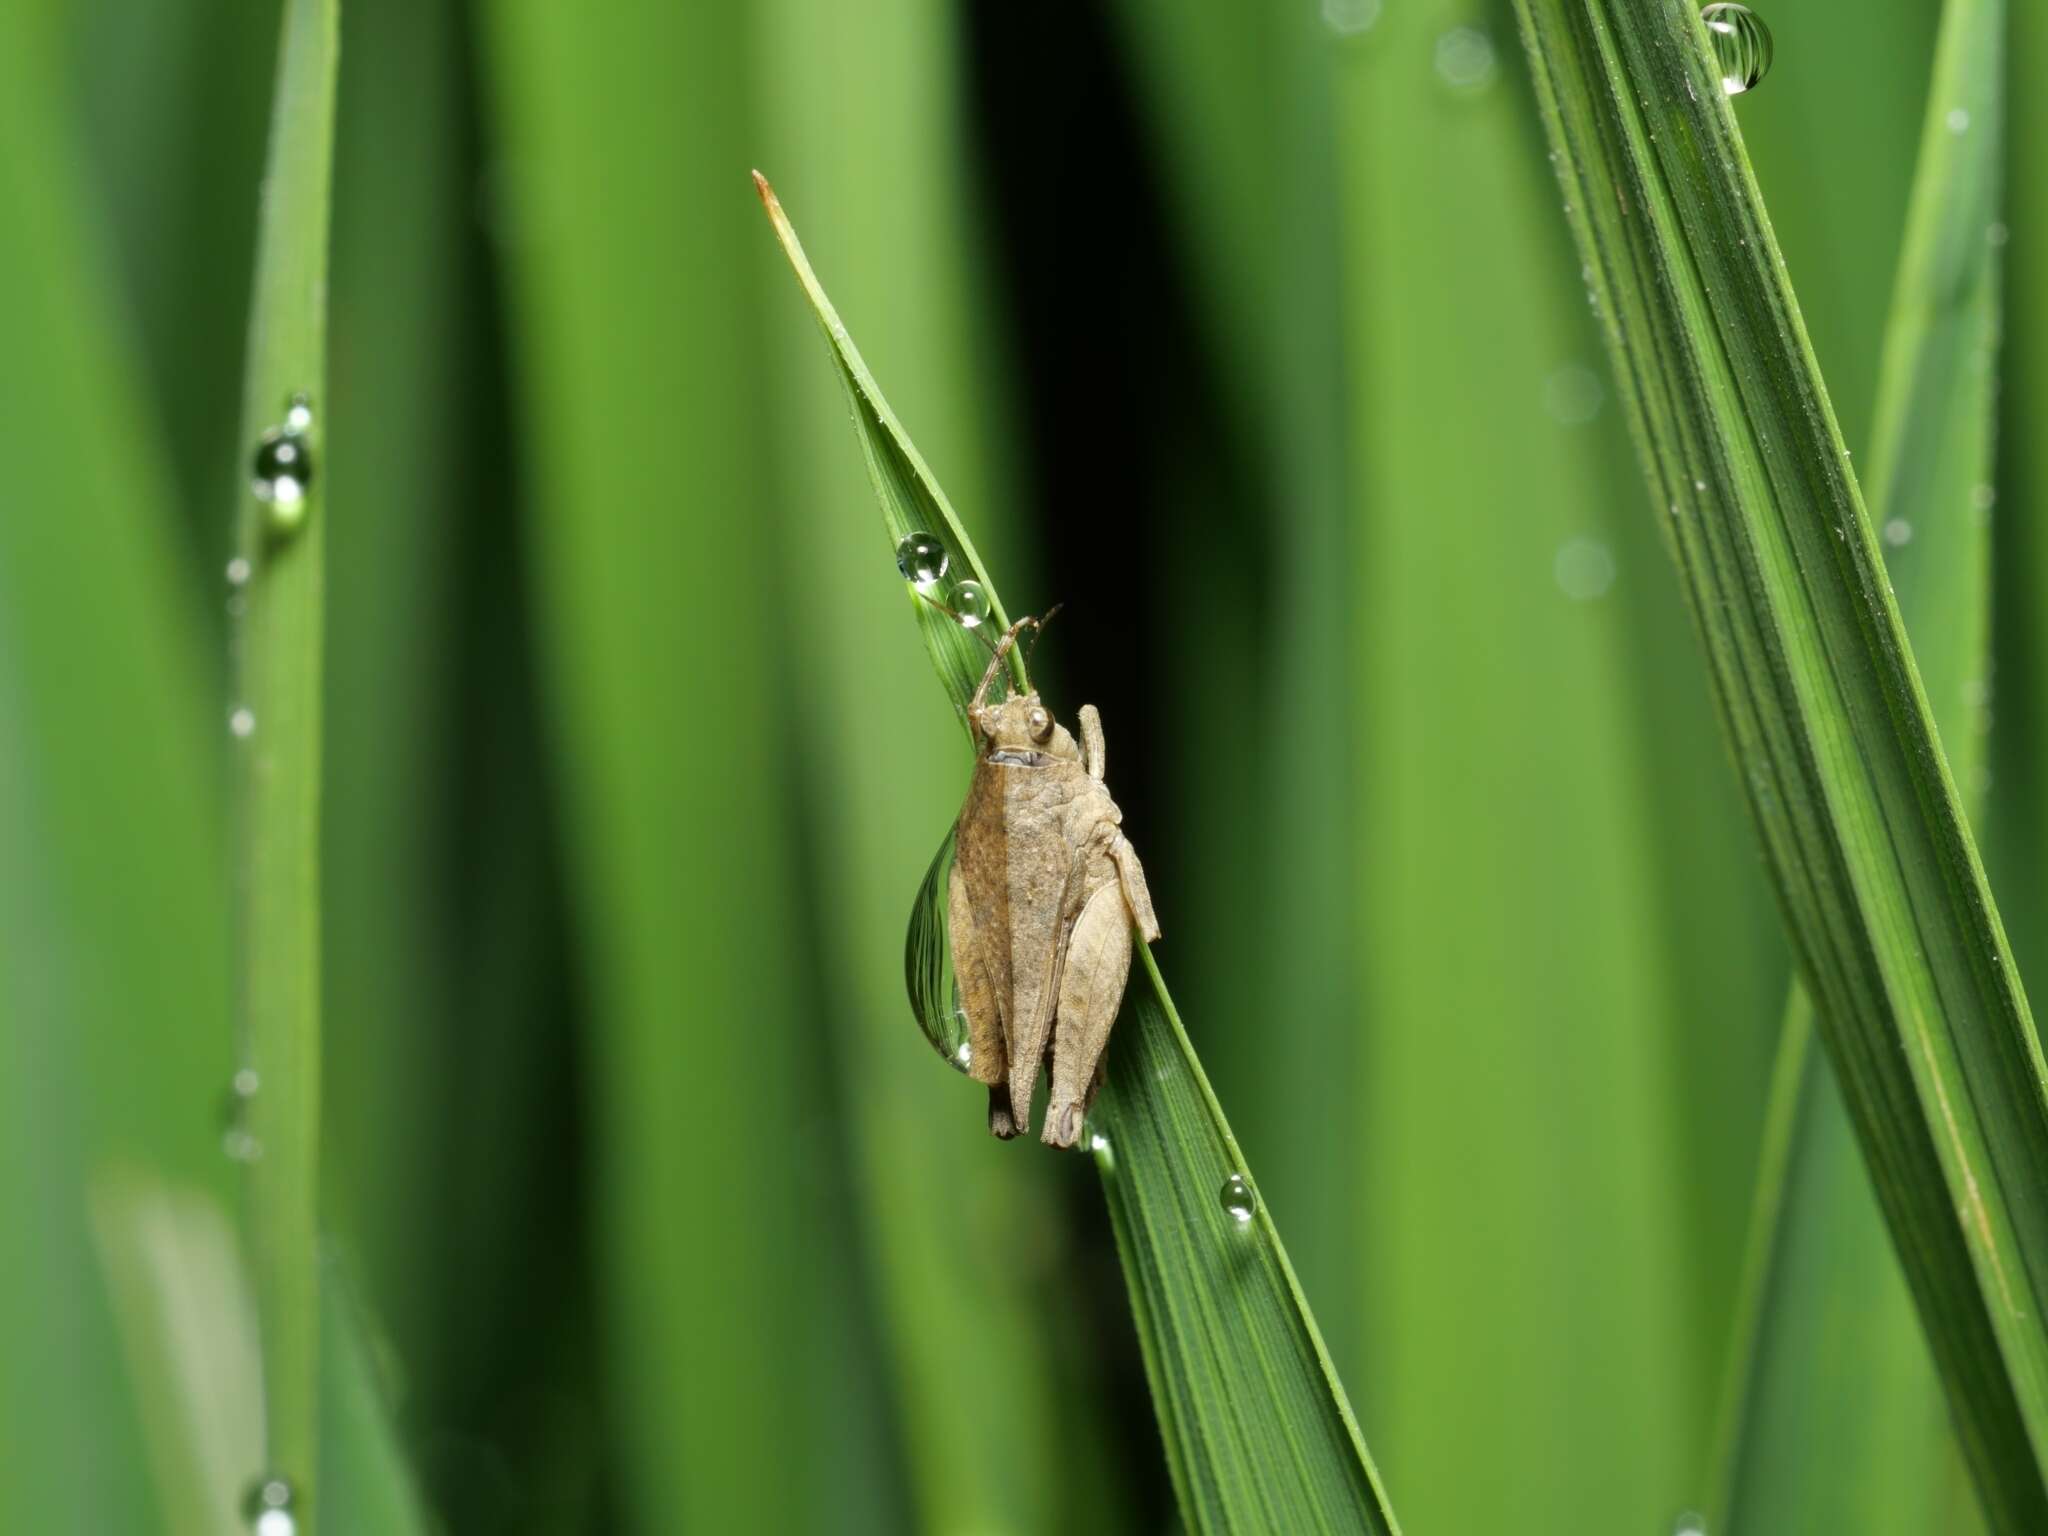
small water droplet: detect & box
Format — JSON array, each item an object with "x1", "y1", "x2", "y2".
[
  {"x1": 243, "y1": 1476, "x2": 297, "y2": 1535},
  {"x1": 1883, "y1": 518, "x2": 1913, "y2": 547},
  {"x1": 252, "y1": 432, "x2": 313, "y2": 522},
  {"x1": 226, "y1": 557, "x2": 252, "y2": 588},
  {"x1": 1700, "y1": 4, "x2": 1772, "y2": 95},
  {"x1": 1553, "y1": 536, "x2": 1617, "y2": 601},
  {"x1": 1946, "y1": 107, "x2": 1970, "y2": 135},
  {"x1": 894, "y1": 531, "x2": 950, "y2": 591},
  {"x1": 1672, "y1": 1513, "x2": 1708, "y2": 1536},
  {"x1": 1542, "y1": 363, "x2": 1605, "y2": 425},
  {"x1": 229, "y1": 707, "x2": 257, "y2": 740},
  {"x1": 221, "y1": 1069, "x2": 263, "y2": 1162},
  {"x1": 1220, "y1": 1173, "x2": 1257, "y2": 1222},
  {"x1": 1433, "y1": 26, "x2": 1498, "y2": 92},
  {"x1": 283, "y1": 392, "x2": 315, "y2": 435},
  {"x1": 949, "y1": 580, "x2": 990, "y2": 629}
]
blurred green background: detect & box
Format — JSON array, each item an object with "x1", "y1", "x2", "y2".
[{"x1": 4, "y1": 0, "x2": 2039, "y2": 1529}]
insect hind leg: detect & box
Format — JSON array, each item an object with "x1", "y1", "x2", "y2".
[{"x1": 1042, "y1": 875, "x2": 1133, "y2": 1148}]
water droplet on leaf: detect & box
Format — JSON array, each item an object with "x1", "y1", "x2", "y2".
[
  {"x1": 229, "y1": 707, "x2": 257, "y2": 740},
  {"x1": 949, "y1": 580, "x2": 990, "y2": 629},
  {"x1": 1672, "y1": 1513, "x2": 1708, "y2": 1536},
  {"x1": 1883, "y1": 518, "x2": 1913, "y2": 547},
  {"x1": 894, "y1": 531, "x2": 949, "y2": 591},
  {"x1": 252, "y1": 432, "x2": 313, "y2": 524},
  {"x1": 226, "y1": 557, "x2": 252, "y2": 588},
  {"x1": 283, "y1": 392, "x2": 314, "y2": 435},
  {"x1": 1700, "y1": 4, "x2": 1771, "y2": 95},
  {"x1": 243, "y1": 1476, "x2": 297, "y2": 1536},
  {"x1": 1219, "y1": 1173, "x2": 1257, "y2": 1222}
]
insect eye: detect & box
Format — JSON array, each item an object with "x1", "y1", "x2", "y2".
[{"x1": 1027, "y1": 706, "x2": 1052, "y2": 741}]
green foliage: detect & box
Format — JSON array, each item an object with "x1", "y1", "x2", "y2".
[
  {"x1": 761, "y1": 180, "x2": 1399, "y2": 1535},
  {"x1": 1514, "y1": 0, "x2": 2048, "y2": 1527}
]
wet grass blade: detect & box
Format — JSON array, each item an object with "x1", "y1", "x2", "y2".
[
  {"x1": 759, "y1": 177, "x2": 1401, "y2": 1536},
  {"x1": 1713, "y1": 1, "x2": 2002, "y2": 1528},
  {"x1": 1512, "y1": 1, "x2": 2048, "y2": 1527},
  {"x1": 232, "y1": 0, "x2": 340, "y2": 1515}
]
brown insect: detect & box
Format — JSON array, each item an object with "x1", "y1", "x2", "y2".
[{"x1": 948, "y1": 618, "x2": 1161, "y2": 1147}]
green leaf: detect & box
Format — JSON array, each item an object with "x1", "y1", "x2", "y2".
[
  {"x1": 1714, "y1": 1, "x2": 2002, "y2": 1528},
  {"x1": 759, "y1": 176, "x2": 1401, "y2": 1536},
  {"x1": 1511, "y1": 0, "x2": 2048, "y2": 1528},
  {"x1": 232, "y1": 0, "x2": 340, "y2": 1514}
]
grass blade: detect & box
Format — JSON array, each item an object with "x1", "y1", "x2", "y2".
[
  {"x1": 1511, "y1": 1, "x2": 2048, "y2": 1527},
  {"x1": 759, "y1": 176, "x2": 1401, "y2": 1535},
  {"x1": 1714, "y1": 1, "x2": 2002, "y2": 1527},
  {"x1": 233, "y1": 0, "x2": 340, "y2": 1515}
]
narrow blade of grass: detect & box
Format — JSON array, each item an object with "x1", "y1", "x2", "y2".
[
  {"x1": 1512, "y1": 1, "x2": 2048, "y2": 1527},
  {"x1": 233, "y1": 0, "x2": 340, "y2": 1515},
  {"x1": 754, "y1": 8, "x2": 1111, "y2": 1519},
  {"x1": 759, "y1": 176, "x2": 1401, "y2": 1536},
  {"x1": 1714, "y1": 1, "x2": 2002, "y2": 1528}
]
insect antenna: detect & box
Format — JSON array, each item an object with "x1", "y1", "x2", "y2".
[
  {"x1": 970, "y1": 616, "x2": 1039, "y2": 714},
  {"x1": 1021, "y1": 603, "x2": 1063, "y2": 667}
]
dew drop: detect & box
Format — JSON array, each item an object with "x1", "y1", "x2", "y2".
[
  {"x1": 1321, "y1": 0, "x2": 1382, "y2": 37},
  {"x1": 1433, "y1": 26, "x2": 1498, "y2": 92},
  {"x1": 283, "y1": 392, "x2": 314, "y2": 435},
  {"x1": 1883, "y1": 518, "x2": 1913, "y2": 547},
  {"x1": 1219, "y1": 1173, "x2": 1258, "y2": 1223},
  {"x1": 894, "y1": 531, "x2": 950, "y2": 591},
  {"x1": 1672, "y1": 1513, "x2": 1707, "y2": 1536},
  {"x1": 949, "y1": 580, "x2": 990, "y2": 629},
  {"x1": 226, "y1": 556, "x2": 252, "y2": 588},
  {"x1": 243, "y1": 1476, "x2": 297, "y2": 1536},
  {"x1": 1553, "y1": 536, "x2": 1617, "y2": 601},
  {"x1": 229, "y1": 706, "x2": 257, "y2": 740},
  {"x1": 221, "y1": 1069, "x2": 262, "y2": 1163},
  {"x1": 1700, "y1": 4, "x2": 1772, "y2": 96},
  {"x1": 252, "y1": 432, "x2": 313, "y2": 522}
]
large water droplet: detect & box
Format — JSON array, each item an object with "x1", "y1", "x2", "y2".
[
  {"x1": 905, "y1": 830, "x2": 976, "y2": 1073},
  {"x1": 1219, "y1": 1173, "x2": 1258, "y2": 1223},
  {"x1": 894, "y1": 531, "x2": 949, "y2": 591},
  {"x1": 1700, "y1": 4, "x2": 1771, "y2": 96},
  {"x1": 949, "y1": 580, "x2": 990, "y2": 629},
  {"x1": 243, "y1": 1476, "x2": 298, "y2": 1536}
]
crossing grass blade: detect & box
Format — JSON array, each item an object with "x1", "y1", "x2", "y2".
[
  {"x1": 1713, "y1": 1, "x2": 2003, "y2": 1529},
  {"x1": 1512, "y1": 1, "x2": 2048, "y2": 1527},
  {"x1": 759, "y1": 176, "x2": 1401, "y2": 1536}
]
